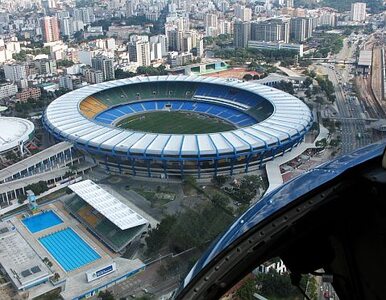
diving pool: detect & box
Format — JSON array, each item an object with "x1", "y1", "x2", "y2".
[
  {"x1": 22, "y1": 211, "x2": 63, "y2": 233},
  {"x1": 39, "y1": 228, "x2": 101, "y2": 271}
]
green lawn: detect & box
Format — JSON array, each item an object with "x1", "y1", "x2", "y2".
[{"x1": 116, "y1": 111, "x2": 235, "y2": 134}]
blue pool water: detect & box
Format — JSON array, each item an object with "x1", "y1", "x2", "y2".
[
  {"x1": 22, "y1": 211, "x2": 63, "y2": 233},
  {"x1": 39, "y1": 228, "x2": 100, "y2": 271}
]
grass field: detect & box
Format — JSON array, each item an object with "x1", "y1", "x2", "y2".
[{"x1": 116, "y1": 111, "x2": 236, "y2": 134}]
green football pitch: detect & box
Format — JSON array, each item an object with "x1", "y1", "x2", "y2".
[{"x1": 116, "y1": 111, "x2": 236, "y2": 134}]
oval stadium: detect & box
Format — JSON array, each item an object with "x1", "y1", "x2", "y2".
[{"x1": 43, "y1": 75, "x2": 313, "y2": 179}]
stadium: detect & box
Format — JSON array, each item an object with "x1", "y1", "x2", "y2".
[
  {"x1": 43, "y1": 75, "x2": 313, "y2": 179},
  {"x1": 0, "y1": 117, "x2": 35, "y2": 155}
]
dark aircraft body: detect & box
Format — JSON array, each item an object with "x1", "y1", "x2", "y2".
[{"x1": 177, "y1": 141, "x2": 386, "y2": 300}]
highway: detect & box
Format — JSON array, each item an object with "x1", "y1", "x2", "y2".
[{"x1": 320, "y1": 36, "x2": 372, "y2": 154}]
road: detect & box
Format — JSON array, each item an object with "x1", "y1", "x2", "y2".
[
  {"x1": 317, "y1": 33, "x2": 375, "y2": 154},
  {"x1": 323, "y1": 65, "x2": 359, "y2": 153},
  {"x1": 89, "y1": 260, "x2": 181, "y2": 299}
]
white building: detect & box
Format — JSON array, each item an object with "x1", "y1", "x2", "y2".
[
  {"x1": 59, "y1": 75, "x2": 74, "y2": 90},
  {"x1": 205, "y1": 14, "x2": 218, "y2": 36},
  {"x1": 196, "y1": 38, "x2": 204, "y2": 57},
  {"x1": 150, "y1": 42, "x2": 162, "y2": 61},
  {"x1": 150, "y1": 35, "x2": 168, "y2": 57},
  {"x1": 128, "y1": 37, "x2": 151, "y2": 66},
  {"x1": 59, "y1": 17, "x2": 73, "y2": 36},
  {"x1": 78, "y1": 50, "x2": 94, "y2": 66},
  {"x1": 0, "y1": 83, "x2": 18, "y2": 99},
  {"x1": 351, "y1": 2, "x2": 366, "y2": 22},
  {"x1": 247, "y1": 40, "x2": 304, "y2": 57},
  {"x1": 235, "y1": 4, "x2": 252, "y2": 22},
  {"x1": 218, "y1": 19, "x2": 233, "y2": 35},
  {"x1": 318, "y1": 12, "x2": 337, "y2": 27},
  {"x1": 4, "y1": 64, "x2": 27, "y2": 82},
  {"x1": 255, "y1": 259, "x2": 287, "y2": 275},
  {"x1": 84, "y1": 68, "x2": 103, "y2": 84}
]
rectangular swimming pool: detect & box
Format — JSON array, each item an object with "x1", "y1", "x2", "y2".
[
  {"x1": 22, "y1": 211, "x2": 63, "y2": 233},
  {"x1": 39, "y1": 228, "x2": 101, "y2": 272}
]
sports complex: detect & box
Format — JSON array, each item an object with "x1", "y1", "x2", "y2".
[{"x1": 43, "y1": 75, "x2": 313, "y2": 178}]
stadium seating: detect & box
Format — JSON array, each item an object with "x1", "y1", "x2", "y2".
[
  {"x1": 95, "y1": 218, "x2": 144, "y2": 250},
  {"x1": 67, "y1": 197, "x2": 87, "y2": 212},
  {"x1": 194, "y1": 84, "x2": 262, "y2": 107},
  {"x1": 77, "y1": 206, "x2": 100, "y2": 227},
  {"x1": 193, "y1": 103, "x2": 212, "y2": 113},
  {"x1": 142, "y1": 101, "x2": 157, "y2": 110},
  {"x1": 92, "y1": 99, "x2": 258, "y2": 126},
  {"x1": 79, "y1": 97, "x2": 108, "y2": 118},
  {"x1": 65, "y1": 197, "x2": 146, "y2": 252},
  {"x1": 246, "y1": 102, "x2": 274, "y2": 122},
  {"x1": 93, "y1": 82, "x2": 199, "y2": 107},
  {"x1": 130, "y1": 103, "x2": 145, "y2": 113},
  {"x1": 85, "y1": 83, "x2": 269, "y2": 126}
]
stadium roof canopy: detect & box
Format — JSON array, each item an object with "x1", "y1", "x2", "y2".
[
  {"x1": 0, "y1": 117, "x2": 34, "y2": 153},
  {"x1": 43, "y1": 75, "x2": 313, "y2": 158},
  {"x1": 69, "y1": 180, "x2": 148, "y2": 230}
]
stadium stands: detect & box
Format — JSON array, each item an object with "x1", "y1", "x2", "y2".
[
  {"x1": 65, "y1": 196, "x2": 147, "y2": 253},
  {"x1": 93, "y1": 100, "x2": 256, "y2": 127},
  {"x1": 194, "y1": 84, "x2": 261, "y2": 107},
  {"x1": 79, "y1": 96, "x2": 108, "y2": 119},
  {"x1": 81, "y1": 81, "x2": 271, "y2": 128}
]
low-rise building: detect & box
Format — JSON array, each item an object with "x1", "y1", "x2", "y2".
[
  {"x1": 247, "y1": 40, "x2": 304, "y2": 57},
  {"x1": 16, "y1": 87, "x2": 41, "y2": 102}
]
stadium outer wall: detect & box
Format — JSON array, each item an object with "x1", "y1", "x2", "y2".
[{"x1": 43, "y1": 76, "x2": 313, "y2": 179}]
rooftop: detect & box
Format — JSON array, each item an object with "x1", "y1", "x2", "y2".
[
  {"x1": 0, "y1": 221, "x2": 52, "y2": 290},
  {"x1": 0, "y1": 117, "x2": 35, "y2": 153},
  {"x1": 358, "y1": 50, "x2": 372, "y2": 66},
  {"x1": 0, "y1": 141, "x2": 73, "y2": 182},
  {"x1": 68, "y1": 180, "x2": 148, "y2": 230}
]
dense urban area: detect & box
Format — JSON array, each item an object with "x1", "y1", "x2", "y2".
[{"x1": 0, "y1": 0, "x2": 384, "y2": 299}]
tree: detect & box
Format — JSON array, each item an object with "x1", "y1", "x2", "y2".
[
  {"x1": 18, "y1": 193, "x2": 27, "y2": 204},
  {"x1": 212, "y1": 175, "x2": 228, "y2": 187},
  {"x1": 243, "y1": 74, "x2": 253, "y2": 81},
  {"x1": 136, "y1": 65, "x2": 168, "y2": 76},
  {"x1": 274, "y1": 81, "x2": 294, "y2": 95},
  {"x1": 248, "y1": 60, "x2": 259, "y2": 70},
  {"x1": 145, "y1": 215, "x2": 177, "y2": 255},
  {"x1": 57, "y1": 59, "x2": 74, "y2": 68},
  {"x1": 53, "y1": 273, "x2": 60, "y2": 282},
  {"x1": 5, "y1": 151, "x2": 18, "y2": 161},
  {"x1": 12, "y1": 50, "x2": 28, "y2": 61},
  {"x1": 315, "y1": 96, "x2": 324, "y2": 104},
  {"x1": 25, "y1": 181, "x2": 49, "y2": 196},
  {"x1": 115, "y1": 69, "x2": 136, "y2": 79},
  {"x1": 211, "y1": 193, "x2": 230, "y2": 210},
  {"x1": 236, "y1": 277, "x2": 257, "y2": 300},
  {"x1": 316, "y1": 138, "x2": 327, "y2": 148},
  {"x1": 98, "y1": 290, "x2": 115, "y2": 300},
  {"x1": 255, "y1": 270, "x2": 305, "y2": 299},
  {"x1": 303, "y1": 77, "x2": 313, "y2": 88},
  {"x1": 69, "y1": 164, "x2": 78, "y2": 174}
]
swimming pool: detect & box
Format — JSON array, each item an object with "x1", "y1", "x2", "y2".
[
  {"x1": 39, "y1": 228, "x2": 101, "y2": 271},
  {"x1": 22, "y1": 211, "x2": 63, "y2": 233}
]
